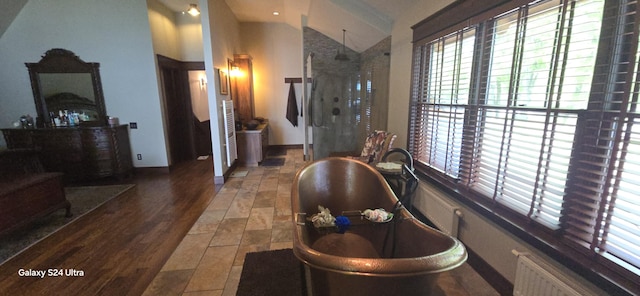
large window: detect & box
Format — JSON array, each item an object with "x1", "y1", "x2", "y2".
[{"x1": 410, "y1": 0, "x2": 640, "y2": 292}]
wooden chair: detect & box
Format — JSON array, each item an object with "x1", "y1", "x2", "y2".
[{"x1": 338, "y1": 130, "x2": 397, "y2": 164}]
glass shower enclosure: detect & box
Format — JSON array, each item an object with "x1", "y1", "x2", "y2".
[{"x1": 303, "y1": 27, "x2": 391, "y2": 160}]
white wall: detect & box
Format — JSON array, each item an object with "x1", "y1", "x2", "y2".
[
  {"x1": 414, "y1": 182, "x2": 606, "y2": 294},
  {"x1": 0, "y1": 0, "x2": 168, "y2": 167},
  {"x1": 177, "y1": 13, "x2": 204, "y2": 62},
  {"x1": 241, "y1": 22, "x2": 305, "y2": 145}
]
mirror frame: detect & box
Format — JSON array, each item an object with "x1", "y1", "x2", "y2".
[{"x1": 26, "y1": 48, "x2": 107, "y2": 127}]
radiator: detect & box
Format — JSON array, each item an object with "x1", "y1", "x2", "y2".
[
  {"x1": 512, "y1": 250, "x2": 595, "y2": 296},
  {"x1": 414, "y1": 183, "x2": 462, "y2": 237},
  {"x1": 222, "y1": 100, "x2": 237, "y2": 165}
]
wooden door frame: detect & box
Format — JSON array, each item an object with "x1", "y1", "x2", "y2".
[{"x1": 156, "y1": 55, "x2": 205, "y2": 166}]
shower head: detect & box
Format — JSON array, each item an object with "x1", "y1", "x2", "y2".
[{"x1": 335, "y1": 29, "x2": 350, "y2": 61}]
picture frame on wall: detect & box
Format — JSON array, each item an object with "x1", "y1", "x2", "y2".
[{"x1": 218, "y1": 68, "x2": 228, "y2": 95}]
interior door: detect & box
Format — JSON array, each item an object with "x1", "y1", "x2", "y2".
[{"x1": 157, "y1": 55, "x2": 199, "y2": 166}]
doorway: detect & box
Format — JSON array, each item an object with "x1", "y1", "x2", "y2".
[{"x1": 157, "y1": 55, "x2": 210, "y2": 167}]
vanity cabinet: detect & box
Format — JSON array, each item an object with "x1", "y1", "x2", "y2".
[
  {"x1": 236, "y1": 123, "x2": 269, "y2": 166},
  {"x1": 1, "y1": 125, "x2": 133, "y2": 181}
]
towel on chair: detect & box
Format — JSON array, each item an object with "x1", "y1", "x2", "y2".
[{"x1": 286, "y1": 81, "x2": 299, "y2": 127}]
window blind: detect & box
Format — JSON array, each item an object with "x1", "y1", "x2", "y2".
[
  {"x1": 410, "y1": 29, "x2": 475, "y2": 178},
  {"x1": 473, "y1": 0, "x2": 601, "y2": 227}
]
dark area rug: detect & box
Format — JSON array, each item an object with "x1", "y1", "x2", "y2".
[
  {"x1": 261, "y1": 157, "x2": 285, "y2": 167},
  {"x1": 0, "y1": 184, "x2": 134, "y2": 264},
  {"x1": 236, "y1": 248, "x2": 498, "y2": 296},
  {"x1": 237, "y1": 248, "x2": 306, "y2": 296}
]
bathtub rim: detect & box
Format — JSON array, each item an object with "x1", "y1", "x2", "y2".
[{"x1": 292, "y1": 226, "x2": 468, "y2": 277}]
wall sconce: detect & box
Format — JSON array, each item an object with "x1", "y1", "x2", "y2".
[
  {"x1": 187, "y1": 4, "x2": 200, "y2": 16},
  {"x1": 230, "y1": 63, "x2": 242, "y2": 77},
  {"x1": 199, "y1": 76, "x2": 207, "y2": 89}
]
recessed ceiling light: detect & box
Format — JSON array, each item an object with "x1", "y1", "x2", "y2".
[{"x1": 273, "y1": 11, "x2": 280, "y2": 16}]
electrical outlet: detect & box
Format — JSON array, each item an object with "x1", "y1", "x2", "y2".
[
  {"x1": 130, "y1": 122, "x2": 138, "y2": 129},
  {"x1": 137, "y1": 154, "x2": 142, "y2": 160}
]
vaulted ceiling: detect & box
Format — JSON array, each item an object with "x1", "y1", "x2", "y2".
[
  {"x1": 0, "y1": 0, "x2": 27, "y2": 39},
  {"x1": 0, "y1": 0, "x2": 418, "y2": 53},
  {"x1": 159, "y1": 0, "x2": 419, "y2": 52}
]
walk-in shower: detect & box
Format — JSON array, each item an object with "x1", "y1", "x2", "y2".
[{"x1": 303, "y1": 28, "x2": 391, "y2": 160}]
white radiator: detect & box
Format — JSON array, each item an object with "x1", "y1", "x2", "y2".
[
  {"x1": 512, "y1": 250, "x2": 595, "y2": 296},
  {"x1": 414, "y1": 183, "x2": 462, "y2": 237},
  {"x1": 222, "y1": 100, "x2": 237, "y2": 165}
]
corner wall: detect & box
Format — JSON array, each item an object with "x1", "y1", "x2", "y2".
[
  {"x1": 201, "y1": 0, "x2": 243, "y2": 179},
  {"x1": 147, "y1": 0, "x2": 182, "y2": 60},
  {"x1": 240, "y1": 22, "x2": 305, "y2": 146}
]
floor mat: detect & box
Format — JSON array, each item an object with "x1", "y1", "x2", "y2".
[{"x1": 237, "y1": 249, "x2": 306, "y2": 296}]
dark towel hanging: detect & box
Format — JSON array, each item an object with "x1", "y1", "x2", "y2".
[{"x1": 286, "y1": 81, "x2": 299, "y2": 127}]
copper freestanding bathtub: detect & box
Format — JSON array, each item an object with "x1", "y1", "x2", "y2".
[{"x1": 291, "y1": 157, "x2": 467, "y2": 296}]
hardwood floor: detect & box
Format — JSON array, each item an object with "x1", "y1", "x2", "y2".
[{"x1": 0, "y1": 159, "x2": 220, "y2": 295}]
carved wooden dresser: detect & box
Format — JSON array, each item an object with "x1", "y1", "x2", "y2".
[{"x1": 1, "y1": 125, "x2": 133, "y2": 181}]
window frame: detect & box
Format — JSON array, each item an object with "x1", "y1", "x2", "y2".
[{"x1": 408, "y1": 0, "x2": 640, "y2": 294}]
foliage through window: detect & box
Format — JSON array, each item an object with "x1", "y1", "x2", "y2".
[{"x1": 409, "y1": 0, "x2": 640, "y2": 288}]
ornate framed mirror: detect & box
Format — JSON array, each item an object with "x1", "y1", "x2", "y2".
[{"x1": 26, "y1": 48, "x2": 107, "y2": 127}]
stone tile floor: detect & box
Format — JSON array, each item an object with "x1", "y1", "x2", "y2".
[{"x1": 143, "y1": 148, "x2": 498, "y2": 295}]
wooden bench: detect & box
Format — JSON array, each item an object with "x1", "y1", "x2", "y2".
[{"x1": 0, "y1": 149, "x2": 70, "y2": 237}]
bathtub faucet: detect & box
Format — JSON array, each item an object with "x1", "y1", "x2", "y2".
[{"x1": 381, "y1": 148, "x2": 419, "y2": 211}]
